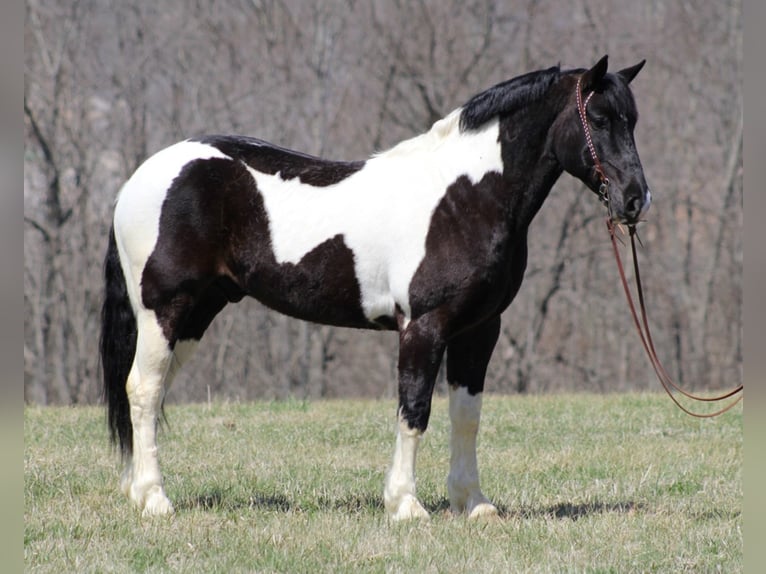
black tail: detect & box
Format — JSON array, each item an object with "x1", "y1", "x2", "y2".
[{"x1": 100, "y1": 227, "x2": 136, "y2": 460}]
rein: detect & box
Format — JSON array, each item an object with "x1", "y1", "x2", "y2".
[
  {"x1": 607, "y1": 222, "x2": 743, "y2": 417},
  {"x1": 576, "y1": 77, "x2": 743, "y2": 417}
]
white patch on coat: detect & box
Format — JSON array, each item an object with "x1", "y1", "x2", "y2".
[
  {"x1": 113, "y1": 140, "x2": 230, "y2": 315},
  {"x1": 383, "y1": 411, "x2": 429, "y2": 520},
  {"x1": 249, "y1": 109, "x2": 503, "y2": 322},
  {"x1": 447, "y1": 386, "x2": 497, "y2": 517}
]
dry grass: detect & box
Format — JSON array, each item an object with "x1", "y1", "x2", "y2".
[{"x1": 25, "y1": 394, "x2": 742, "y2": 572}]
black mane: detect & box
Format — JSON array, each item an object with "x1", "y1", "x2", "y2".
[{"x1": 459, "y1": 65, "x2": 561, "y2": 132}]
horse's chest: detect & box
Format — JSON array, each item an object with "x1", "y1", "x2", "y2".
[{"x1": 407, "y1": 213, "x2": 528, "y2": 325}]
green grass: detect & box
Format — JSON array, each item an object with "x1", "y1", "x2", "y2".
[{"x1": 25, "y1": 394, "x2": 742, "y2": 573}]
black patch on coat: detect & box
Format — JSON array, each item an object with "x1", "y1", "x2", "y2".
[
  {"x1": 407, "y1": 172, "x2": 529, "y2": 336},
  {"x1": 193, "y1": 135, "x2": 365, "y2": 187},
  {"x1": 141, "y1": 156, "x2": 371, "y2": 344}
]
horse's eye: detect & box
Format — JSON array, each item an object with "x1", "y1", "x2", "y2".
[{"x1": 590, "y1": 113, "x2": 609, "y2": 129}]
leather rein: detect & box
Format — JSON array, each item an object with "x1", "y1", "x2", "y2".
[{"x1": 576, "y1": 76, "x2": 743, "y2": 417}]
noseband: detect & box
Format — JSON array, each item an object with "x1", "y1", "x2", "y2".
[{"x1": 576, "y1": 75, "x2": 743, "y2": 417}]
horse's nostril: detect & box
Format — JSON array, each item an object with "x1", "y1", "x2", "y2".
[{"x1": 626, "y1": 197, "x2": 642, "y2": 217}]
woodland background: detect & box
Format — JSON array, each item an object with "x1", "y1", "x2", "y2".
[{"x1": 24, "y1": 0, "x2": 742, "y2": 405}]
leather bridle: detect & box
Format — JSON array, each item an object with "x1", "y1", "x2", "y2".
[
  {"x1": 577, "y1": 76, "x2": 743, "y2": 417},
  {"x1": 576, "y1": 76, "x2": 611, "y2": 210}
]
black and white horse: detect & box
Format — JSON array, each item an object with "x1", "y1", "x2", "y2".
[{"x1": 100, "y1": 56, "x2": 650, "y2": 519}]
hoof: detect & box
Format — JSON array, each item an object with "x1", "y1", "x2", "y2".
[
  {"x1": 389, "y1": 495, "x2": 430, "y2": 522},
  {"x1": 468, "y1": 501, "x2": 499, "y2": 520},
  {"x1": 139, "y1": 485, "x2": 175, "y2": 517}
]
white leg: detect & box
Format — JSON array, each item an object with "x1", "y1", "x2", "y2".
[
  {"x1": 384, "y1": 412, "x2": 430, "y2": 521},
  {"x1": 447, "y1": 386, "x2": 497, "y2": 518},
  {"x1": 125, "y1": 311, "x2": 175, "y2": 517},
  {"x1": 119, "y1": 338, "x2": 196, "y2": 511}
]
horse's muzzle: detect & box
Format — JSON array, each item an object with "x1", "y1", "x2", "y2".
[{"x1": 615, "y1": 188, "x2": 651, "y2": 224}]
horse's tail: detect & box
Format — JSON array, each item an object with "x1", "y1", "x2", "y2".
[{"x1": 100, "y1": 226, "x2": 136, "y2": 460}]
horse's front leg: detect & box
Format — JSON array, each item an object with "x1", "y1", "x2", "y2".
[
  {"x1": 446, "y1": 316, "x2": 501, "y2": 518},
  {"x1": 384, "y1": 316, "x2": 446, "y2": 521}
]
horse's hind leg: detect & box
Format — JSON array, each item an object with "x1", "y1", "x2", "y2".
[
  {"x1": 446, "y1": 317, "x2": 501, "y2": 518},
  {"x1": 121, "y1": 309, "x2": 187, "y2": 516},
  {"x1": 121, "y1": 283, "x2": 226, "y2": 515}
]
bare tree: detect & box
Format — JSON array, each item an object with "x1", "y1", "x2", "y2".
[{"x1": 24, "y1": 0, "x2": 742, "y2": 404}]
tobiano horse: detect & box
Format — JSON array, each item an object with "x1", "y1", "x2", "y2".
[{"x1": 100, "y1": 56, "x2": 650, "y2": 519}]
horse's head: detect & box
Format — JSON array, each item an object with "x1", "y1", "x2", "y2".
[{"x1": 553, "y1": 56, "x2": 651, "y2": 224}]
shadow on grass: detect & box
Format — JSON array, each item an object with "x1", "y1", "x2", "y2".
[
  {"x1": 421, "y1": 498, "x2": 644, "y2": 521},
  {"x1": 176, "y1": 488, "x2": 384, "y2": 514},
  {"x1": 503, "y1": 500, "x2": 645, "y2": 521},
  {"x1": 176, "y1": 489, "x2": 293, "y2": 513},
  {"x1": 318, "y1": 493, "x2": 384, "y2": 513},
  {"x1": 177, "y1": 489, "x2": 643, "y2": 521}
]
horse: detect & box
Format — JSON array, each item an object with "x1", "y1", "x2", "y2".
[{"x1": 100, "y1": 55, "x2": 650, "y2": 520}]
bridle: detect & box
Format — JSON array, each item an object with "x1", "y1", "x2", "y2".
[
  {"x1": 576, "y1": 77, "x2": 610, "y2": 210},
  {"x1": 576, "y1": 75, "x2": 743, "y2": 418}
]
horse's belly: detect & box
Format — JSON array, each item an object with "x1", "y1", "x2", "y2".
[{"x1": 242, "y1": 234, "x2": 399, "y2": 330}]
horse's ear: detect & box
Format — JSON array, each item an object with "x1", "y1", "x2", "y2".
[
  {"x1": 616, "y1": 60, "x2": 646, "y2": 84},
  {"x1": 581, "y1": 55, "x2": 609, "y2": 92}
]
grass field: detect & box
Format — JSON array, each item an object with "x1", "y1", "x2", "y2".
[{"x1": 24, "y1": 393, "x2": 742, "y2": 573}]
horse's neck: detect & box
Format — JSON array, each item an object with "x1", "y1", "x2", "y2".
[{"x1": 496, "y1": 112, "x2": 564, "y2": 230}]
